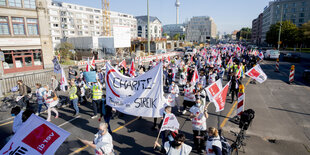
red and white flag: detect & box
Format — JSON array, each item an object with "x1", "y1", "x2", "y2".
[
  {"x1": 236, "y1": 66, "x2": 242, "y2": 80},
  {"x1": 245, "y1": 64, "x2": 267, "y2": 83},
  {"x1": 60, "y1": 67, "x2": 68, "y2": 91},
  {"x1": 191, "y1": 67, "x2": 199, "y2": 85},
  {"x1": 0, "y1": 114, "x2": 70, "y2": 155},
  {"x1": 258, "y1": 51, "x2": 264, "y2": 60},
  {"x1": 167, "y1": 56, "x2": 171, "y2": 62},
  {"x1": 129, "y1": 59, "x2": 136, "y2": 77},
  {"x1": 205, "y1": 79, "x2": 223, "y2": 102},
  {"x1": 90, "y1": 56, "x2": 95, "y2": 69},
  {"x1": 86, "y1": 57, "x2": 91, "y2": 72},
  {"x1": 213, "y1": 81, "x2": 230, "y2": 112},
  {"x1": 119, "y1": 59, "x2": 127, "y2": 68},
  {"x1": 160, "y1": 113, "x2": 179, "y2": 132}
]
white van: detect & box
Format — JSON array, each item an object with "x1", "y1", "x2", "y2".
[{"x1": 264, "y1": 50, "x2": 280, "y2": 60}]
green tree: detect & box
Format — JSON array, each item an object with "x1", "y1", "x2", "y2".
[
  {"x1": 299, "y1": 21, "x2": 310, "y2": 47},
  {"x1": 173, "y1": 33, "x2": 181, "y2": 40},
  {"x1": 237, "y1": 27, "x2": 251, "y2": 41},
  {"x1": 266, "y1": 21, "x2": 298, "y2": 47},
  {"x1": 180, "y1": 34, "x2": 186, "y2": 40},
  {"x1": 58, "y1": 42, "x2": 74, "y2": 61}
]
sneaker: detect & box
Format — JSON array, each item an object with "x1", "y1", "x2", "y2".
[
  {"x1": 182, "y1": 110, "x2": 187, "y2": 115},
  {"x1": 35, "y1": 112, "x2": 39, "y2": 116},
  {"x1": 91, "y1": 115, "x2": 98, "y2": 119},
  {"x1": 73, "y1": 113, "x2": 79, "y2": 117}
]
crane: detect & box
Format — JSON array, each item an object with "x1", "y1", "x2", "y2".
[{"x1": 102, "y1": 0, "x2": 111, "y2": 36}]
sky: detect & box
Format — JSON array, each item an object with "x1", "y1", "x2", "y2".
[{"x1": 56, "y1": 0, "x2": 272, "y2": 34}]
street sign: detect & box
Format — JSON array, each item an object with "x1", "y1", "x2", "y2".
[{"x1": 0, "y1": 52, "x2": 4, "y2": 61}]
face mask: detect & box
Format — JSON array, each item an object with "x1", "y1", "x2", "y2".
[
  {"x1": 172, "y1": 141, "x2": 182, "y2": 147},
  {"x1": 196, "y1": 103, "x2": 201, "y2": 107},
  {"x1": 11, "y1": 114, "x2": 15, "y2": 117},
  {"x1": 98, "y1": 129, "x2": 104, "y2": 135},
  {"x1": 172, "y1": 83, "x2": 175, "y2": 86},
  {"x1": 163, "y1": 111, "x2": 167, "y2": 115}
]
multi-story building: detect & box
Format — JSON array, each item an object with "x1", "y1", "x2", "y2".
[
  {"x1": 162, "y1": 24, "x2": 186, "y2": 39},
  {"x1": 185, "y1": 16, "x2": 217, "y2": 43},
  {"x1": 136, "y1": 16, "x2": 162, "y2": 39},
  {"x1": 47, "y1": 0, "x2": 137, "y2": 50},
  {"x1": 261, "y1": 0, "x2": 310, "y2": 42},
  {"x1": 251, "y1": 13, "x2": 263, "y2": 45},
  {"x1": 0, "y1": 0, "x2": 53, "y2": 74},
  {"x1": 231, "y1": 30, "x2": 239, "y2": 41}
]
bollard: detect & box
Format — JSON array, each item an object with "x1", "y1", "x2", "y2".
[
  {"x1": 275, "y1": 58, "x2": 280, "y2": 72},
  {"x1": 289, "y1": 65, "x2": 295, "y2": 84},
  {"x1": 237, "y1": 83, "x2": 245, "y2": 116}
]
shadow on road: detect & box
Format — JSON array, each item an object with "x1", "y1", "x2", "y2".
[{"x1": 269, "y1": 107, "x2": 310, "y2": 116}]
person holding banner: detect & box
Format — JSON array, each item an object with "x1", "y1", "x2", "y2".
[
  {"x1": 189, "y1": 99, "x2": 210, "y2": 153},
  {"x1": 69, "y1": 79, "x2": 79, "y2": 116},
  {"x1": 168, "y1": 81, "x2": 180, "y2": 112},
  {"x1": 91, "y1": 81, "x2": 103, "y2": 119},
  {"x1": 80, "y1": 123, "x2": 114, "y2": 155}
]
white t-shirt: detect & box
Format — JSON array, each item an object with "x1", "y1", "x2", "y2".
[
  {"x1": 189, "y1": 105, "x2": 207, "y2": 131},
  {"x1": 164, "y1": 141, "x2": 192, "y2": 155},
  {"x1": 93, "y1": 132, "x2": 113, "y2": 155}
]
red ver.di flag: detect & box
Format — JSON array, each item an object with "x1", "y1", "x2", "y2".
[
  {"x1": 160, "y1": 113, "x2": 180, "y2": 132},
  {"x1": 245, "y1": 64, "x2": 267, "y2": 83},
  {"x1": 205, "y1": 79, "x2": 222, "y2": 102},
  {"x1": 213, "y1": 81, "x2": 230, "y2": 112},
  {"x1": 0, "y1": 114, "x2": 70, "y2": 155}
]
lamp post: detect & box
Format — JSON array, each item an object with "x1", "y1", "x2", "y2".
[
  {"x1": 278, "y1": 4, "x2": 283, "y2": 50},
  {"x1": 147, "y1": 0, "x2": 151, "y2": 55}
]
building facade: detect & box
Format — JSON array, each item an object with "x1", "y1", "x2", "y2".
[
  {"x1": 136, "y1": 16, "x2": 162, "y2": 39},
  {"x1": 261, "y1": 0, "x2": 310, "y2": 42},
  {"x1": 0, "y1": 0, "x2": 53, "y2": 74},
  {"x1": 162, "y1": 24, "x2": 186, "y2": 39},
  {"x1": 231, "y1": 30, "x2": 239, "y2": 41},
  {"x1": 251, "y1": 13, "x2": 263, "y2": 45},
  {"x1": 47, "y1": 0, "x2": 137, "y2": 50},
  {"x1": 185, "y1": 16, "x2": 217, "y2": 43}
]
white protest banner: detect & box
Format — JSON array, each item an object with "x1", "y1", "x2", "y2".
[
  {"x1": 245, "y1": 64, "x2": 267, "y2": 83},
  {"x1": 213, "y1": 81, "x2": 230, "y2": 112},
  {"x1": 205, "y1": 79, "x2": 223, "y2": 102},
  {"x1": 160, "y1": 113, "x2": 179, "y2": 132},
  {"x1": 0, "y1": 114, "x2": 70, "y2": 155},
  {"x1": 105, "y1": 62, "x2": 165, "y2": 117}
]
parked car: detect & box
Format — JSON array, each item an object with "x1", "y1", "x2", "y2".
[
  {"x1": 264, "y1": 50, "x2": 280, "y2": 60},
  {"x1": 185, "y1": 48, "x2": 193, "y2": 55},
  {"x1": 283, "y1": 53, "x2": 301, "y2": 62}
]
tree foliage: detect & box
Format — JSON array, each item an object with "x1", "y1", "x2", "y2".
[
  {"x1": 266, "y1": 21, "x2": 298, "y2": 47},
  {"x1": 237, "y1": 27, "x2": 251, "y2": 41},
  {"x1": 173, "y1": 33, "x2": 181, "y2": 40},
  {"x1": 58, "y1": 42, "x2": 74, "y2": 60}
]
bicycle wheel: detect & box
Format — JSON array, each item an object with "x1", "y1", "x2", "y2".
[{"x1": 231, "y1": 144, "x2": 238, "y2": 155}]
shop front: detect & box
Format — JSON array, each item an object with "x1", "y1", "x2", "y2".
[{"x1": 2, "y1": 49, "x2": 43, "y2": 74}]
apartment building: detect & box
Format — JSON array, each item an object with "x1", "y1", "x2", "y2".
[
  {"x1": 0, "y1": 0, "x2": 53, "y2": 74},
  {"x1": 185, "y1": 16, "x2": 217, "y2": 43}
]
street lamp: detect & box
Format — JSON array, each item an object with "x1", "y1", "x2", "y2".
[
  {"x1": 147, "y1": 0, "x2": 151, "y2": 55},
  {"x1": 278, "y1": 4, "x2": 283, "y2": 50}
]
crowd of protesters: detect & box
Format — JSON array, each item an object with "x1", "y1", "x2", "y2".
[{"x1": 10, "y1": 44, "x2": 261, "y2": 155}]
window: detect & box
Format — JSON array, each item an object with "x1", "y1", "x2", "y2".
[
  {"x1": 24, "y1": 0, "x2": 35, "y2": 9},
  {"x1": 291, "y1": 8, "x2": 296, "y2": 13},
  {"x1": 299, "y1": 18, "x2": 304, "y2": 23},
  {"x1": 0, "y1": 17, "x2": 10, "y2": 35},
  {"x1": 8, "y1": 0, "x2": 21, "y2": 7},
  {"x1": 33, "y1": 51, "x2": 42, "y2": 66},
  {"x1": 79, "y1": 7, "x2": 83, "y2": 10},
  {"x1": 300, "y1": 8, "x2": 305, "y2": 12},
  {"x1": 53, "y1": 23, "x2": 58, "y2": 27},
  {"x1": 12, "y1": 17, "x2": 25, "y2": 35},
  {"x1": 300, "y1": 13, "x2": 305, "y2": 17},
  {"x1": 0, "y1": 0, "x2": 6, "y2": 6},
  {"x1": 27, "y1": 18, "x2": 38, "y2": 35}
]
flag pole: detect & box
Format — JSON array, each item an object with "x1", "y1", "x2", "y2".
[{"x1": 153, "y1": 115, "x2": 165, "y2": 149}]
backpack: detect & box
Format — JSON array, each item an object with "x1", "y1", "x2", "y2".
[
  {"x1": 85, "y1": 88, "x2": 92, "y2": 99},
  {"x1": 26, "y1": 85, "x2": 31, "y2": 93},
  {"x1": 219, "y1": 136, "x2": 231, "y2": 155},
  {"x1": 239, "y1": 109, "x2": 255, "y2": 130}
]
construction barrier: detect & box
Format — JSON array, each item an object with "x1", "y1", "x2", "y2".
[
  {"x1": 275, "y1": 58, "x2": 280, "y2": 72},
  {"x1": 289, "y1": 65, "x2": 295, "y2": 84},
  {"x1": 237, "y1": 84, "x2": 245, "y2": 116}
]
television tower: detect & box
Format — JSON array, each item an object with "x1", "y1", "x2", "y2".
[{"x1": 175, "y1": 0, "x2": 180, "y2": 24}]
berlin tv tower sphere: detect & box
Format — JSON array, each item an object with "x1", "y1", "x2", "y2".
[{"x1": 175, "y1": 0, "x2": 180, "y2": 7}]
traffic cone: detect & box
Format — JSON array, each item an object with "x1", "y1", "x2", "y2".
[
  {"x1": 289, "y1": 65, "x2": 295, "y2": 84},
  {"x1": 275, "y1": 58, "x2": 280, "y2": 72}
]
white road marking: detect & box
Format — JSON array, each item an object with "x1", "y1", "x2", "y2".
[{"x1": 58, "y1": 115, "x2": 81, "y2": 127}]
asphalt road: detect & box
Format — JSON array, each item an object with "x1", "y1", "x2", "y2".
[{"x1": 0, "y1": 55, "x2": 310, "y2": 155}]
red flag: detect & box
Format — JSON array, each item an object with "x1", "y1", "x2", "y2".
[
  {"x1": 90, "y1": 56, "x2": 95, "y2": 69},
  {"x1": 191, "y1": 67, "x2": 199, "y2": 85},
  {"x1": 167, "y1": 56, "x2": 171, "y2": 62},
  {"x1": 190, "y1": 55, "x2": 193, "y2": 62},
  {"x1": 119, "y1": 59, "x2": 127, "y2": 68},
  {"x1": 213, "y1": 81, "x2": 230, "y2": 112},
  {"x1": 129, "y1": 59, "x2": 136, "y2": 77},
  {"x1": 86, "y1": 58, "x2": 90, "y2": 72}
]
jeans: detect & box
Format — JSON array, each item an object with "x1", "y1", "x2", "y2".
[
  {"x1": 71, "y1": 98, "x2": 79, "y2": 114},
  {"x1": 104, "y1": 115, "x2": 112, "y2": 133},
  {"x1": 37, "y1": 100, "x2": 47, "y2": 114},
  {"x1": 92, "y1": 99, "x2": 102, "y2": 116}
]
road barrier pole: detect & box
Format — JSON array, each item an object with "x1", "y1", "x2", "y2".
[
  {"x1": 275, "y1": 58, "x2": 280, "y2": 72},
  {"x1": 289, "y1": 65, "x2": 295, "y2": 84}
]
